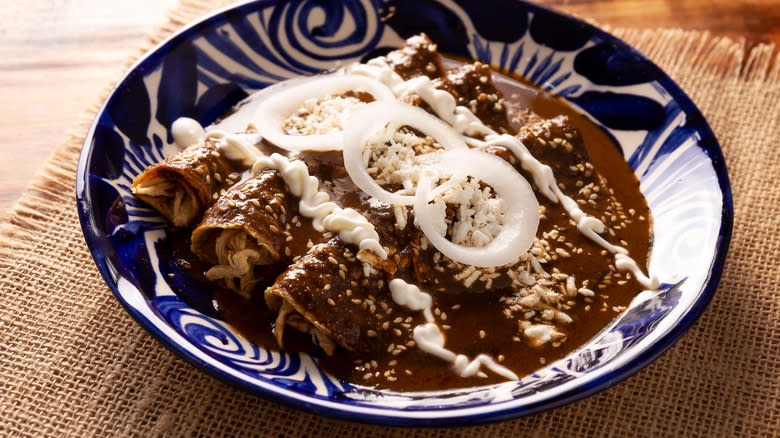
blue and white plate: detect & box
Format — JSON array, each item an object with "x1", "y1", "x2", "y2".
[{"x1": 76, "y1": 0, "x2": 732, "y2": 426}]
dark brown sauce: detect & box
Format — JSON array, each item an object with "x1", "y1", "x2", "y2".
[
  {"x1": 169, "y1": 230, "x2": 320, "y2": 354},
  {"x1": 189, "y1": 62, "x2": 653, "y2": 392},
  {"x1": 493, "y1": 72, "x2": 650, "y2": 221}
]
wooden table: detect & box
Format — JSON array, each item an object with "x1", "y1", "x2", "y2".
[{"x1": 1, "y1": 0, "x2": 778, "y2": 218}]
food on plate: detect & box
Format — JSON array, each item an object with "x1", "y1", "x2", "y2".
[
  {"x1": 190, "y1": 169, "x2": 310, "y2": 297},
  {"x1": 131, "y1": 135, "x2": 246, "y2": 227},
  {"x1": 131, "y1": 33, "x2": 658, "y2": 391}
]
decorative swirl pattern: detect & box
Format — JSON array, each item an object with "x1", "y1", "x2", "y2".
[
  {"x1": 268, "y1": 0, "x2": 384, "y2": 64},
  {"x1": 76, "y1": 0, "x2": 732, "y2": 425},
  {"x1": 153, "y1": 295, "x2": 347, "y2": 396}
]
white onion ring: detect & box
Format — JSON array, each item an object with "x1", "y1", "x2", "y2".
[
  {"x1": 342, "y1": 101, "x2": 468, "y2": 205},
  {"x1": 414, "y1": 149, "x2": 539, "y2": 267},
  {"x1": 252, "y1": 74, "x2": 395, "y2": 151}
]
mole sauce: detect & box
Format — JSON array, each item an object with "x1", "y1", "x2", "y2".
[{"x1": 172, "y1": 62, "x2": 652, "y2": 392}]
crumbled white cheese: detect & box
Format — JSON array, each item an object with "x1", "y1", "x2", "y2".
[
  {"x1": 433, "y1": 175, "x2": 505, "y2": 248},
  {"x1": 522, "y1": 323, "x2": 563, "y2": 347},
  {"x1": 283, "y1": 94, "x2": 364, "y2": 136},
  {"x1": 362, "y1": 123, "x2": 439, "y2": 188}
]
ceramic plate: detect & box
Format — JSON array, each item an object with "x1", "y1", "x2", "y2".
[{"x1": 76, "y1": 0, "x2": 732, "y2": 426}]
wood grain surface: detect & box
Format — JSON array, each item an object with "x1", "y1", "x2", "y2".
[{"x1": 1, "y1": 0, "x2": 778, "y2": 217}]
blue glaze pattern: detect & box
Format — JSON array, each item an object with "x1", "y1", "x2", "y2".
[
  {"x1": 76, "y1": 0, "x2": 732, "y2": 426},
  {"x1": 574, "y1": 42, "x2": 662, "y2": 86}
]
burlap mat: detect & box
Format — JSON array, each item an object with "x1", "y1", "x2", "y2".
[{"x1": 1, "y1": 1, "x2": 778, "y2": 436}]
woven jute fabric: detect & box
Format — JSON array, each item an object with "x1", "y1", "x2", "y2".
[{"x1": 1, "y1": 1, "x2": 778, "y2": 436}]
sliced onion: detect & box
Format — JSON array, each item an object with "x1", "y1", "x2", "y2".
[
  {"x1": 252, "y1": 74, "x2": 395, "y2": 151},
  {"x1": 414, "y1": 149, "x2": 539, "y2": 267},
  {"x1": 342, "y1": 101, "x2": 468, "y2": 205}
]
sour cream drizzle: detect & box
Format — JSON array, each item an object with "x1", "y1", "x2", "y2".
[
  {"x1": 173, "y1": 125, "x2": 388, "y2": 260},
  {"x1": 349, "y1": 59, "x2": 659, "y2": 290},
  {"x1": 388, "y1": 279, "x2": 518, "y2": 380},
  {"x1": 172, "y1": 117, "x2": 206, "y2": 148}
]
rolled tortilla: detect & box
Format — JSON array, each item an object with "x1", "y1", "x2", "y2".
[
  {"x1": 264, "y1": 206, "x2": 421, "y2": 356},
  {"x1": 131, "y1": 139, "x2": 241, "y2": 227},
  {"x1": 191, "y1": 169, "x2": 311, "y2": 297}
]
